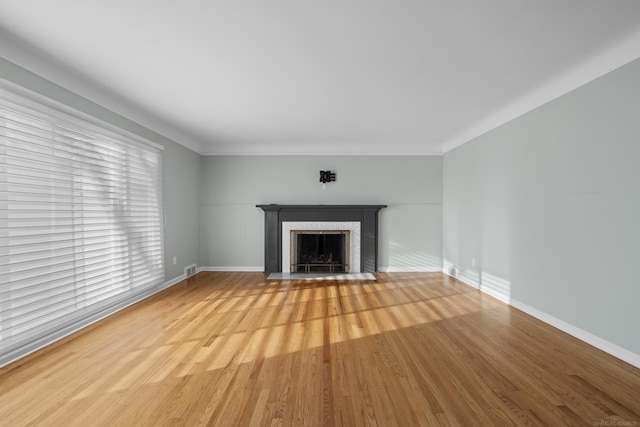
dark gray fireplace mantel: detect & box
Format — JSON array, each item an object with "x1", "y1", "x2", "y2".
[{"x1": 256, "y1": 204, "x2": 387, "y2": 273}]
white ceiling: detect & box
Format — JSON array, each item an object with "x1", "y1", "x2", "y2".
[{"x1": 1, "y1": 1, "x2": 640, "y2": 155}]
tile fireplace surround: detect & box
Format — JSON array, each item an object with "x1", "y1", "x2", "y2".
[
  {"x1": 283, "y1": 221, "x2": 360, "y2": 273},
  {"x1": 256, "y1": 205, "x2": 387, "y2": 273}
]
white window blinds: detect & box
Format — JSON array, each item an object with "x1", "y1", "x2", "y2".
[{"x1": 0, "y1": 87, "x2": 164, "y2": 365}]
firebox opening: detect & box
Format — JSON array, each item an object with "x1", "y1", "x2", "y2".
[{"x1": 290, "y1": 230, "x2": 350, "y2": 273}]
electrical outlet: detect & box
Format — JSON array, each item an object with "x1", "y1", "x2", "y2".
[
  {"x1": 172, "y1": 256, "x2": 177, "y2": 265},
  {"x1": 471, "y1": 258, "x2": 476, "y2": 267}
]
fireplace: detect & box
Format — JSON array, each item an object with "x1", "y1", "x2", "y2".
[
  {"x1": 256, "y1": 205, "x2": 386, "y2": 273},
  {"x1": 283, "y1": 221, "x2": 361, "y2": 273},
  {"x1": 290, "y1": 230, "x2": 349, "y2": 273}
]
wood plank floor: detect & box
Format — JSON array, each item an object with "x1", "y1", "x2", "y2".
[{"x1": 1, "y1": 272, "x2": 639, "y2": 426}]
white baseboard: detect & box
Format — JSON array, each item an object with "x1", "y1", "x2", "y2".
[
  {"x1": 444, "y1": 270, "x2": 640, "y2": 370},
  {"x1": 201, "y1": 266, "x2": 443, "y2": 273},
  {"x1": 379, "y1": 266, "x2": 442, "y2": 273},
  {"x1": 164, "y1": 273, "x2": 187, "y2": 287},
  {"x1": 199, "y1": 266, "x2": 264, "y2": 272},
  {"x1": 508, "y1": 299, "x2": 640, "y2": 369},
  {"x1": 0, "y1": 273, "x2": 187, "y2": 368}
]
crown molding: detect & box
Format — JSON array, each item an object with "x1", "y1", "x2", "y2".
[
  {"x1": 0, "y1": 29, "x2": 204, "y2": 154},
  {"x1": 441, "y1": 27, "x2": 640, "y2": 153},
  {"x1": 199, "y1": 140, "x2": 443, "y2": 156}
]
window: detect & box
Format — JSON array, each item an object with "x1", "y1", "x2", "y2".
[{"x1": 0, "y1": 84, "x2": 164, "y2": 366}]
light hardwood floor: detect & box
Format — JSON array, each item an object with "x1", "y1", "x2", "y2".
[{"x1": 1, "y1": 272, "x2": 639, "y2": 426}]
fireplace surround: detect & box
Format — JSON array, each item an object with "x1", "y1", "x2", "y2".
[
  {"x1": 284, "y1": 222, "x2": 359, "y2": 273},
  {"x1": 256, "y1": 204, "x2": 386, "y2": 273}
]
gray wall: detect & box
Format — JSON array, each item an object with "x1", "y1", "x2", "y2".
[
  {"x1": 443, "y1": 58, "x2": 640, "y2": 355},
  {"x1": 0, "y1": 58, "x2": 201, "y2": 282},
  {"x1": 200, "y1": 155, "x2": 442, "y2": 271}
]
